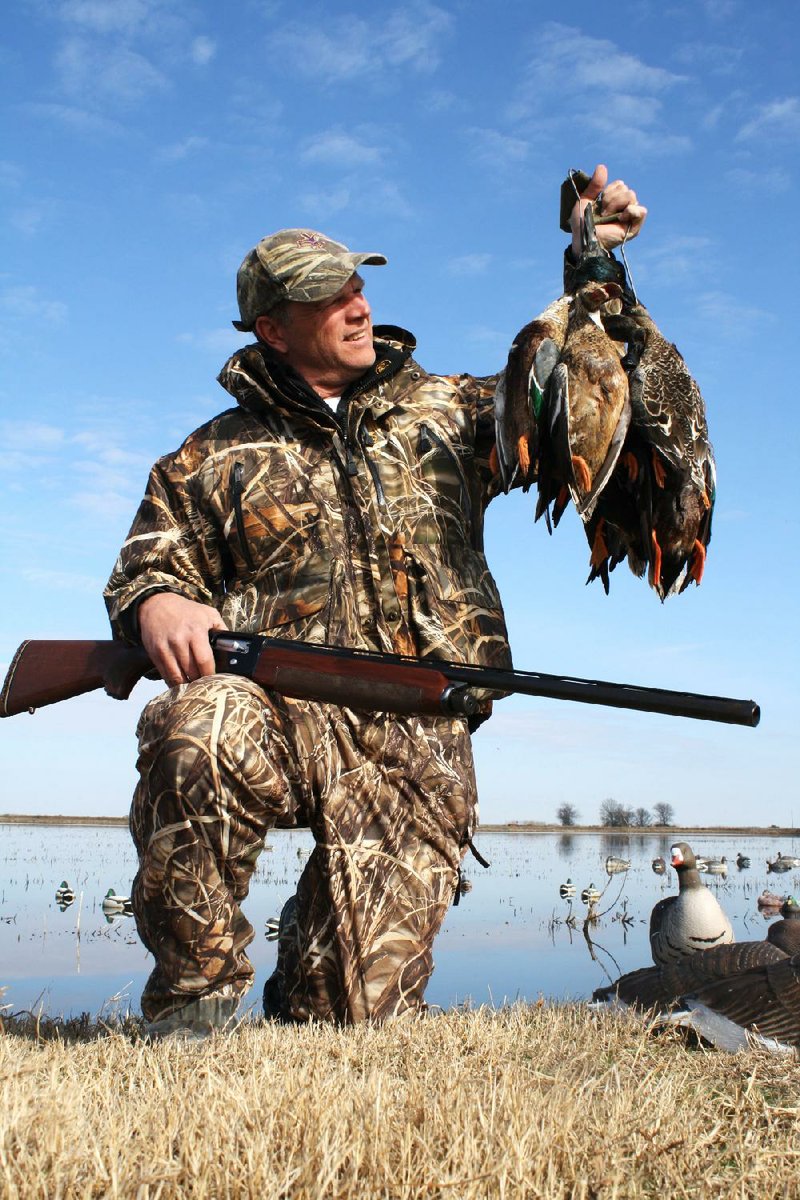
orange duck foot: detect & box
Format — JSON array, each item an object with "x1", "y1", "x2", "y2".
[
  {"x1": 622, "y1": 451, "x2": 638, "y2": 482},
  {"x1": 590, "y1": 519, "x2": 609, "y2": 569},
  {"x1": 571, "y1": 455, "x2": 593, "y2": 493},
  {"x1": 649, "y1": 529, "x2": 663, "y2": 591},
  {"x1": 517, "y1": 434, "x2": 531, "y2": 478},
  {"x1": 652, "y1": 451, "x2": 666, "y2": 489},
  {"x1": 689, "y1": 538, "x2": 706, "y2": 585}
]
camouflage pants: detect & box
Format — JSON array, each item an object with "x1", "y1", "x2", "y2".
[{"x1": 130, "y1": 674, "x2": 478, "y2": 1024}]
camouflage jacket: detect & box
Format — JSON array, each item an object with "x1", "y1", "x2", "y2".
[{"x1": 105, "y1": 325, "x2": 511, "y2": 670}]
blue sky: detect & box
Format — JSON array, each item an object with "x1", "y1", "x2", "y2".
[{"x1": 1, "y1": 0, "x2": 798, "y2": 826}]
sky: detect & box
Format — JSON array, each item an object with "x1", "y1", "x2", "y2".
[{"x1": 1, "y1": 0, "x2": 798, "y2": 828}]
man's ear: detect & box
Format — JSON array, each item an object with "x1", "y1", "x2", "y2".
[{"x1": 255, "y1": 314, "x2": 288, "y2": 353}]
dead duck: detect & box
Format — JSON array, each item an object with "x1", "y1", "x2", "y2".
[
  {"x1": 494, "y1": 295, "x2": 570, "y2": 493},
  {"x1": 596, "y1": 301, "x2": 716, "y2": 600},
  {"x1": 535, "y1": 204, "x2": 631, "y2": 531},
  {"x1": 649, "y1": 842, "x2": 734, "y2": 966}
]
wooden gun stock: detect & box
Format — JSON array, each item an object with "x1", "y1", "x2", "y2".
[{"x1": 0, "y1": 640, "x2": 154, "y2": 717}]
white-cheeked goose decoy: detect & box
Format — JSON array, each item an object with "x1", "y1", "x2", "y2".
[{"x1": 649, "y1": 842, "x2": 734, "y2": 966}]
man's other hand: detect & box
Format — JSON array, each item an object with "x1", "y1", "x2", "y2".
[
  {"x1": 571, "y1": 164, "x2": 647, "y2": 256},
  {"x1": 138, "y1": 593, "x2": 226, "y2": 685}
]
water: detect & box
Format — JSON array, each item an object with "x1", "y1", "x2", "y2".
[{"x1": 1, "y1": 823, "x2": 798, "y2": 1019}]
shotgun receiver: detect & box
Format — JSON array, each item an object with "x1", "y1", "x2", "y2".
[{"x1": 0, "y1": 632, "x2": 760, "y2": 727}]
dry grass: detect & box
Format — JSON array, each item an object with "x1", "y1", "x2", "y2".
[{"x1": 2, "y1": 1003, "x2": 800, "y2": 1199}]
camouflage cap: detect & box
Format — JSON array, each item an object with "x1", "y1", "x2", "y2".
[{"x1": 233, "y1": 228, "x2": 387, "y2": 331}]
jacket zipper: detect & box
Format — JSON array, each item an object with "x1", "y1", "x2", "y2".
[{"x1": 231, "y1": 462, "x2": 256, "y2": 571}]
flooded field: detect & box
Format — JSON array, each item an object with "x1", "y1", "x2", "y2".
[{"x1": 1, "y1": 822, "x2": 798, "y2": 1020}]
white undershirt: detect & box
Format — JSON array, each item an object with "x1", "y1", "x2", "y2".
[{"x1": 323, "y1": 395, "x2": 341, "y2": 410}]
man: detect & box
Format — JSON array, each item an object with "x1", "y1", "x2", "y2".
[{"x1": 105, "y1": 165, "x2": 645, "y2": 1037}]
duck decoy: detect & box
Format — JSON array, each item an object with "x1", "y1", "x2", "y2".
[
  {"x1": 494, "y1": 296, "x2": 570, "y2": 493},
  {"x1": 605, "y1": 855, "x2": 630, "y2": 875},
  {"x1": 758, "y1": 889, "x2": 787, "y2": 911},
  {"x1": 705, "y1": 856, "x2": 729, "y2": 877},
  {"x1": 101, "y1": 888, "x2": 133, "y2": 919},
  {"x1": 767, "y1": 855, "x2": 795, "y2": 874},
  {"x1": 536, "y1": 204, "x2": 631, "y2": 532},
  {"x1": 736, "y1": 853, "x2": 751, "y2": 870},
  {"x1": 559, "y1": 879, "x2": 576, "y2": 899},
  {"x1": 265, "y1": 915, "x2": 281, "y2": 941},
  {"x1": 55, "y1": 881, "x2": 75, "y2": 908},
  {"x1": 651, "y1": 856, "x2": 667, "y2": 875},
  {"x1": 581, "y1": 883, "x2": 601, "y2": 906},
  {"x1": 649, "y1": 842, "x2": 734, "y2": 966}
]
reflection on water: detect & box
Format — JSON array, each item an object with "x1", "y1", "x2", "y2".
[{"x1": 1, "y1": 823, "x2": 799, "y2": 1019}]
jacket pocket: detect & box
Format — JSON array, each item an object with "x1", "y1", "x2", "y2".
[{"x1": 405, "y1": 545, "x2": 511, "y2": 669}]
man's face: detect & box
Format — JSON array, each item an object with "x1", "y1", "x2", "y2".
[{"x1": 262, "y1": 273, "x2": 376, "y2": 397}]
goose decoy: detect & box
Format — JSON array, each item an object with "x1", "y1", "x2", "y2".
[
  {"x1": 651, "y1": 856, "x2": 667, "y2": 875},
  {"x1": 559, "y1": 879, "x2": 576, "y2": 899},
  {"x1": 535, "y1": 203, "x2": 631, "y2": 532},
  {"x1": 605, "y1": 855, "x2": 630, "y2": 875},
  {"x1": 55, "y1": 881, "x2": 75, "y2": 908},
  {"x1": 494, "y1": 296, "x2": 570, "y2": 493},
  {"x1": 649, "y1": 842, "x2": 734, "y2": 966},
  {"x1": 598, "y1": 299, "x2": 716, "y2": 600},
  {"x1": 736, "y1": 853, "x2": 751, "y2": 870},
  {"x1": 758, "y1": 889, "x2": 787, "y2": 911},
  {"x1": 767, "y1": 855, "x2": 795, "y2": 874}
]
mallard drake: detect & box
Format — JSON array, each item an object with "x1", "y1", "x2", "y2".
[
  {"x1": 536, "y1": 205, "x2": 631, "y2": 531},
  {"x1": 649, "y1": 842, "x2": 734, "y2": 966},
  {"x1": 494, "y1": 296, "x2": 570, "y2": 493},
  {"x1": 652, "y1": 856, "x2": 667, "y2": 875},
  {"x1": 101, "y1": 888, "x2": 133, "y2": 917},
  {"x1": 559, "y1": 878, "x2": 576, "y2": 899},
  {"x1": 55, "y1": 881, "x2": 75, "y2": 907},
  {"x1": 605, "y1": 855, "x2": 630, "y2": 875},
  {"x1": 581, "y1": 882, "x2": 601, "y2": 905},
  {"x1": 596, "y1": 301, "x2": 716, "y2": 599}
]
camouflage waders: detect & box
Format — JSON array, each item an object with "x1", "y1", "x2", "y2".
[{"x1": 131, "y1": 672, "x2": 478, "y2": 1025}]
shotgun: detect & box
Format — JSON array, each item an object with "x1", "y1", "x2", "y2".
[{"x1": 0, "y1": 632, "x2": 760, "y2": 727}]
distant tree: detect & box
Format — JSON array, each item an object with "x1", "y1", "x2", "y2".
[
  {"x1": 600, "y1": 798, "x2": 634, "y2": 827},
  {"x1": 653, "y1": 802, "x2": 675, "y2": 826},
  {"x1": 634, "y1": 807, "x2": 652, "y2": 827},
  {"x1": 556, "y1": 803, "x2": 579, "y2": 827}
]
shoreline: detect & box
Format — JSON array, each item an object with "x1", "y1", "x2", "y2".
[{"x1": 1, "y1": 813, "x2": 796, "y2": 836}]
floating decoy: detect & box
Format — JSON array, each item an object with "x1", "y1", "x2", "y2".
[
  {"x1": 494, "y1": 295, "x2": 570, "y2": 493},
  {"x1": 767, "y1": 855, "x2": 796, "y2": 874},
  {"x1": 649, "y1": 843, "x2": 734, "y2": 966},
  {"x1": 581, "y1": 883, "x2": 601, "y2": 906},
  {"x1": 705, "y1": 856, "x2": 728, "y2": 877},
  {"x1": 55, "y1": 881, "x2": 75, "y2": 908},
  {"x1": 559, "y1": 879, "x2": 576, "y2": 899},
  {"x1": 758, "y1": 890, "x2": 787, "y2": 911},
  {"x1": 101, "y1": 888, "x2": 133, "y2": 918},
  {"x1": 768, "y1": 897, "x2": 800, "y2": 955},
  {"x1": 651, "y1": 856, "x2": 667, "y2": 875},
  {"x1": 605, "y1": 855, "x2": 630, "y2": 875},
  {"x1": 694, "y1": 856, "x2": 709, "y2": 873},
  {"x1": 736, "y1": 853, "x2": 751, "y2": 870},
  {"x1": 265, "y1": 915, "x2": 280, "y2": 941}
]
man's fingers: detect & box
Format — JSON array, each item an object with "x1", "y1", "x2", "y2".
[{"x1": 580, "y1": 163, "x2": 608, "y2": 201}]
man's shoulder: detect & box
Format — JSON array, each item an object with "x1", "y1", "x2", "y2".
[{"x1": 154, "y1": 405, "x2": 263, "y2": 470}]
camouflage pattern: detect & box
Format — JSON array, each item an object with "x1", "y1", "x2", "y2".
[
  {"x1": 131, "y1": 672, "x2": 477, "y2": 1025},
  {"x1": 106, "y1": 325, "x2": 506, "y2": 1026},
  {"x1": 233, "y1": 229, "x2": 387, "y2": 331}
]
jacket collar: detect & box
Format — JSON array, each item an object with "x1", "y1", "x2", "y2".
[{"x1": 217, "y1": 325, "x2": 416, "y2": 427}]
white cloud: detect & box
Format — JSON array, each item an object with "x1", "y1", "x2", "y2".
[
  {"x1": 466, "y1": 127, "x2": 529, "y2": 170},
  {"x1": 268, "y1": 3, "x2": 453, "y2": 85},
  {"x1": 157, "y1": 135, "x2": 209, "y2": 162},
  {"x1": 529, "y1": 23, "x2": 686, "y2": 95},
  {"x1": 726, "y1": 165, "x2": 792, "y2": 193},
  {"x1": 301, "y1": 130, "x2": 383, "y2": 168},
  {"x1": 0, "y1": 161, "x2": 24, "y2": 188},
  {"x1": 23, "y1": 101, "x2": 125, "y2": 136},
  {"x1": 447, "y1": 254, "x2": 492, "y2": 277},
  {"x1": 0, "y1": 421, "x2": 66, "y2": 451},
  {"x1": 0, "y1": 286, "x2": 68, "y2": 325},
  {"x1": 56, "y1": 37, "x2": 168, "y2": 104},
  {"x1": 736, "y1": 97, "x2": 800, "y2": 141},
  {"x1": 56, "y1": 0, "x2": 155, "y2": 35},
  {"x1": 190, "y1": 35, "x2": 215, "y2": 66},
  {"x1": 695, "y1": 290, "x2": 775, "y2": 337}
]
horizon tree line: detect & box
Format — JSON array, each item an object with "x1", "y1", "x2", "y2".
[{"x1": 556, "y1": 801, "x2": 675, "y2": 828}]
